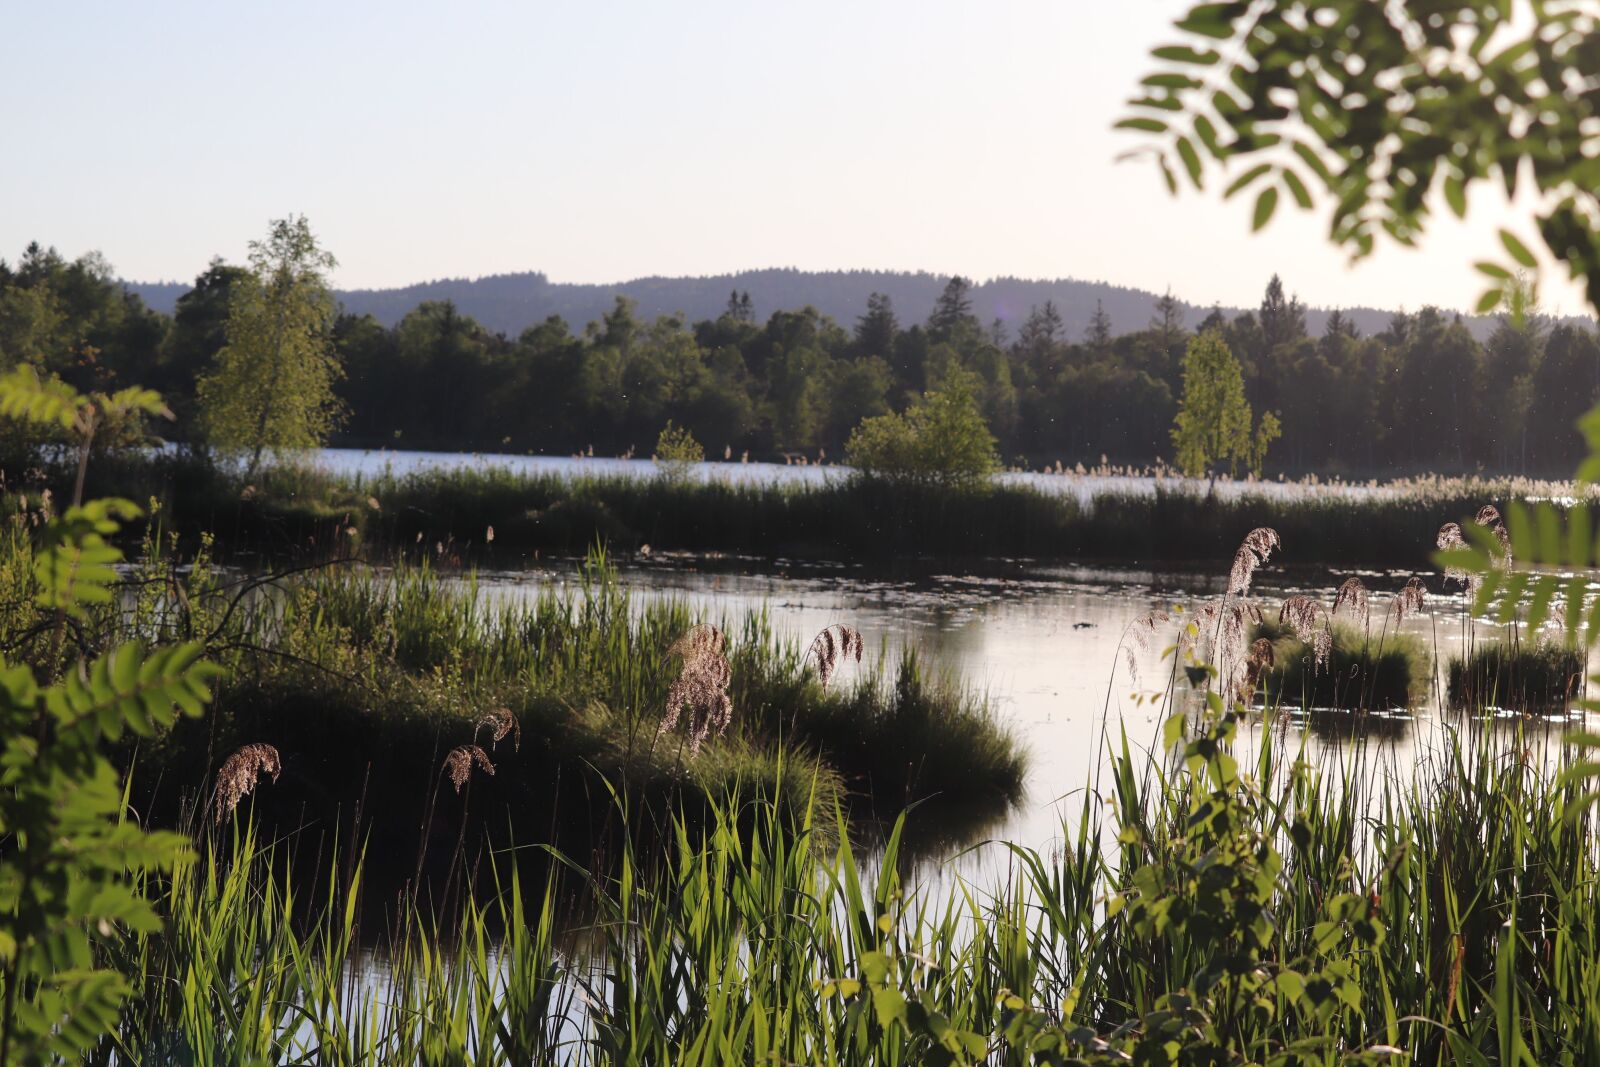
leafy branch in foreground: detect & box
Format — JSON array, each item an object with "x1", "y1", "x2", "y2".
[
  {"x1": 0, "y1": 376, "x2": 222, "y2": 1066},
  {"x1": 1121, "y1": 1, "x2": 1600, "y2": 316},
  {"x1": 0, "y1": 364, "x2": 171, "y2": 507}
]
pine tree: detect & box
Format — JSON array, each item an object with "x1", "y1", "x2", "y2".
[
  {"x1": 855, "y1": 292, "x2": 898, "y2": 356},
  {"x1": 1086, "y1": 299, "x2": 1113, "y2": 351},
  {"x1": 928, "y1": 276, "x2": 976, "y2": 340}
]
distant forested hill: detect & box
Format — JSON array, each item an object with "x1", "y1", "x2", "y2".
[{"x1": 125, "y1": 268, "x2": 1439, "y2": 340}]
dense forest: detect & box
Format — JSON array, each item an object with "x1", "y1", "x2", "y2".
[{"x1": 5, "y1": 240, "x2": 1598, "y2": 476}]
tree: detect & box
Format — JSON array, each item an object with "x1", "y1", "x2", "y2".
[
  {"x1": 196, "y1": 216, "x2": 342, "y2": 478},
  {"x1": 927, "y1": 276, "x2": 976, "y2": 341},
  {"x1": 1257, "y1": 274, "x2": 1305, "y2": 352},
  {"x1": 725, "y1": 290, "x2": 754, "y2": 323},
  {"x1": 845, "y1": 365, "x2": 997, "y2": 490},
  {"x1": 1121, "y1": 1, "x2": 1600, "y2": 315},
  {"x1": 855, "y1": 292, "x2": 898, "y2": 358},
  {"x1": 654, "y1": 419, "x2": 703, "y2": 481},
  {"x1": 1170, "y1": 330, "x2": 1278, "y2": 479},
  {"x1": 1086, "y1": 299, "x2": 1113, "y2": 351}
]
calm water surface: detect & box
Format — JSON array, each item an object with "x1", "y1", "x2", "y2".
[
  {"x1": 314, "y1": 446, "x2": 1393, "y2": 505},
  {"x1": 469, "y1": 556, "x2": 1594, "y2": 883}
]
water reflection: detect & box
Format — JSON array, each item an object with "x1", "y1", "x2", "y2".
[{"x1": 471, "y1": 554, "x2": 1597, "y2": 883}]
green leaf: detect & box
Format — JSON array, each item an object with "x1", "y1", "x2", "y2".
[
  {"x1": 1444, "y1": 172, "x2": 1468, "y2": 219},
  {"x1": 1176, "y1": 3, "x2": 1244, "y2": 39},
  {"x1": 1175, "y1": 135, "x2": 1204, "y2": 187},
  {"x1": 1475, "y1": 261, "x2": 1514, "y2": 280},
  {"x1": 1152, "y1": 44, "x2": 1221, "y2": 65},
  {"x1": 1252, "y1": 186, "x2": 1279, "y2": 231},
  {"x1": 1281, "y1": 167, "x2": 1312, "y2": 209},
  {"x1": 1476, "y1": 288, "x2": 1504, "y2": 314},
  {"x1": 1501, "y1": 229, "x2": 1538, "y2": 268},
  {"x1": 1224, "y1": 162, "x2": 1273, "y2": 198},
  {"x1": 1114, "y1": 116, "x2": 1168, "y2": 133}
]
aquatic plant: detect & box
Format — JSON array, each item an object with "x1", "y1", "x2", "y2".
[
  {"x1": 212, "y1": 743, "x2": 282, "y2": 824},
  {"x1": 805, "y1": 623, "x2": 863, "y2": 690},
  {"x1": 444, "y1": 744, "x2": 496, "y2": 793}
]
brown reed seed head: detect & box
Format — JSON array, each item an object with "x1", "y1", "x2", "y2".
[
  {"x1": 1331, "y1": 577, "x2": 1369, "y2": 628},
  {"x1": 806, "y1": 624, "x2": 864, "y2": 690},
  {"x1": 1218, "y1": 599, "x2": 1264, "y2": 699},
  {"x1": 475, "y1": 707, "x2": 521, "y2": 752},
  {"x1": 660, "y1": 625, "x2": 735, "y2": 756},
  {"x1": 667, "y1": 623, "x2": 727, "y2": 663},
  {"x1": 1228, "y1": 528, "x2": 1281, "y2": 596},
  {"x1": 1436, "y1": 523, "x2": 1472, "y2": 589},
  {"x1": 213, "y1": 743, "x2": 282, "y2": 825},
  {"x1": 1239, "y1": 636, "x2": 1275, "y2": 703},
  {"x1": 1123, "y1": 610, "x2": 1172, "y2": 684},
  {"x1": 1392, "y1": 577, "x2": 1426, "y2": 622},
  {"x1": 1474, "y1": 504, "x2": 1512, "y2": 565},
  {"x1": 1279, "y1": 595, "x2": 1331, "y2": 672},
  {"x1": 444, "y1": 745, "x2": 496, "y2": 794}
]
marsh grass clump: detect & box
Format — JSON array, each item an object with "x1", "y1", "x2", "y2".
[
  {"x1": 1447, "y1": 639, "x2": 1586, "y2": 713},
  {"x1": 1253, "y1": 619, "x2": 1430, "y2": 710}
]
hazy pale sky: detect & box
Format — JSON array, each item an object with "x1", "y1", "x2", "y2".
[{"x1": 2, "y1": 1, "x2": 1586, "y2": 314}]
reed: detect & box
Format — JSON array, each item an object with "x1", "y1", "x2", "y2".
[
  {"x1": 1446, "y1": 639, "x2": 1587, "y2": 713},
  {"x1": 96, "y1": 713, "x2": 1600, "y2": 1063}
]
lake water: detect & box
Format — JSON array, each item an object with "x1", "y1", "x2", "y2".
[
  {"x1": 312, "y1": 446, "x2": 1396, "y2": 505},
  {"x1": 469, "y1": 554, "x2": 1594, "y2": 884}
]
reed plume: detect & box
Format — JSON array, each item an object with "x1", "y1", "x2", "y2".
[
  {"x1": 1279, "y1": 595, "x2": 1332, "y2": 672},
  {"x1": 1240, "y1": 637, "x2": 1275, "y2": 704},
  {"x1": 1436, "y1": 523, "x2": 1471, "y2": 589},
  {"x1": 444, "y1": 745, "x2": 496, "y2": 794},
  {"x1": 1475, "y1": 504, "x2": 1512, "y2": 565},
  {"x1": 667, "y1": 623, "x2": 727, "y2": 662},
  {"x1": 1332, "y1": 577, "x2": 1369, "y2": 630},
  {"x1": 213, "y1": 743, "x2": 282, "y2": 825},
  {"x1": 660, "y1": 624, "x2": 734, "y2": 756},
  {"x1": 806, "y1": 624, "x2": 863, "y2": 690},
  {"x1": 1392, "y1": 577, "x2": 1426, "y2": 623},
  {"x1": 1228, "y1": 527, "x2": 1280, "y2": 596},
  {"x1": 1123, "y1": 609, "x2": 1171, "y2": 685},
  {"x1": 475, "y1": 707, "x2": 521, "y2": 752}
]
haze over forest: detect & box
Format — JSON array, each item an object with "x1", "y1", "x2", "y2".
[{"x1": 124, "y1": 268, "x2": 1555, "y2": 344}]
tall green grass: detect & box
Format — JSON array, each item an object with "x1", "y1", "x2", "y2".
[
  {"x1": 1447, "y1": 639, "x2": 1587, "y2": 713},
  {"x1": 95, "y1": 713, "x2": 1600, "y2": 1064}
]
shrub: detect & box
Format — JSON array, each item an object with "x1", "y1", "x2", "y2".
[{"x1": 845, "y1": 365, "x2": 997, "y2": 490}]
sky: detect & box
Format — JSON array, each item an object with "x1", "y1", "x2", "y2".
[{"x1": 1, "y1": 1, "x2": 1587, "y2": 315}]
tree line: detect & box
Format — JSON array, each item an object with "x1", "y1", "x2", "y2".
[{"x1": 3, "y1": 233, "x2": 1597, "y2": 477}]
